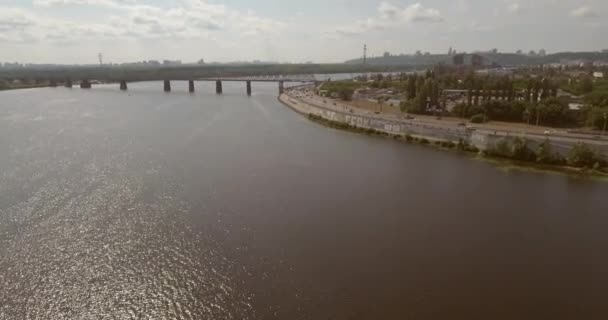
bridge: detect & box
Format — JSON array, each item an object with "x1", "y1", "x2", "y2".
[{"x1": 52, "y1": 75, "x2": 319, "y2": 95}]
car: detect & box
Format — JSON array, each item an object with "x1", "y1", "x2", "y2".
[{"x1": 544, "y1": 130, "x2": 555, "y2": 135}]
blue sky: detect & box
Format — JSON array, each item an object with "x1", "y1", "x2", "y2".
[{"x1": 0, "y1": 0, "x2": 606, "y2": 64}]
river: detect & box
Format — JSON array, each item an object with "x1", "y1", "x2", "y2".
[{"x1": 0, "y1": 81, "x2": 607, "y2": 319}]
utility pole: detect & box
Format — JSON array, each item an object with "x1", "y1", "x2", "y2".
[{"x1": 363, "y1": 44, "x2": 367, "y2": 65}]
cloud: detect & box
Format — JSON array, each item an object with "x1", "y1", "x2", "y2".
[
  {"x1": 570, "y1": 6, "x2": 598, "y2": 18},
  {"x1": 378, "y1": 2, "x2": 443, "y2": 23},
  {"x1": 335, "y1": 1, "x2": 442, "y2": 36},
  {"x1": 0, "y1": 8, "x2": 35, "y2": 32},
  {"x1": 507, "y1": 3, "x2": 522, "y2": 14},
  {"x1": 33, "y1": 0, "x2": 137, "y2": 8},
  {"x1": 4, "y1": 0, "x2": 285, "y2": 45}
]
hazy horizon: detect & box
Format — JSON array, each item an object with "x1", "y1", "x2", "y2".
[{"x1": 0, "y1": 0, "x2": 606, "y2": 64}]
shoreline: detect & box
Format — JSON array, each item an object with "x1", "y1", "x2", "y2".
[
  {"x1": 278, "y1": 93, "x2": 608, "y2": 179},
  {"x1": 0, "y1": 84, "x2": 53, "y2": 91}
]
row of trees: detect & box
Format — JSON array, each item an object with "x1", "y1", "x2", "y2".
[
  {"x1": 488, "y1": 138, "x2": 606, "y2": 169},
  {"x1": 332, "y1": 67, "x2": 608, "y2": 131},
  {"x1": 452, "y1": 98, "x2": 581, "y2": 127}
]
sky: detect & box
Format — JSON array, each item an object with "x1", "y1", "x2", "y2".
[{"x1": 0, "y1": 0, "x2": 606, "y2": 64}]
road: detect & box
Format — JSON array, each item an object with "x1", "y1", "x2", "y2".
[{"x1": 286, "y1": 86, "x2": 608, "y2": 152}]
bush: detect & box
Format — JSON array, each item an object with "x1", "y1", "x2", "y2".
[
  {"x1": 457, "y1": 139, "x2": 467, "y2": 151},
  {"x1": 338, "y1": 88, "x2": 355, "y2": 101},
  {"x1": 489, "y1": 139, "x2": 512, "y2": 158},
  {"x1": 536, "y1": 139, "x2": 566, "y2": 165},
  {"x1": 568, "y1": 143, "x2": 605, "y2": 168},
  {"x1": 510, "y1": 138, "x2": 537, "y2": 162},
  {"x1": 420, "y1": 138, "x2": 430, "y2": 144},
  {"x1": 470, "y1": 114, "x2": 485, "y2": 123}
]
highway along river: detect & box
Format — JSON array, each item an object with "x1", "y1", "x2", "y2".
[{"x1": 1, "y1": 81, "x2": 607, "y2": 320}]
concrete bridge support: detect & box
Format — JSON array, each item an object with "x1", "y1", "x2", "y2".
[
  {"x1": 246, "y1": 81, "x2": 252, "y2": 96},
  {"x1": 164, "y1": 80, "x2": 171, "y2": 92},
  {"x1": 189, "y1": 80, "x2": 195, "y2": 93},
  {"x1": 120, "y1": 80, "x2": 128, "y2": 90},
  {"x1": 216, "y1": 80, "x2": 223, "y2": 94},
  {"x1": 278, "y1": 81, "x2": 284, "y2": 94},
  {"x1": 64, "y1": 79, "x2": 73, "y2": 88},
  {"x1": 80, "y1": 80, "x2": 91, "y2": 89}
]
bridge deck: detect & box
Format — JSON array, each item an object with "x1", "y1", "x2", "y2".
[{"x1": 195, "y1": 78, "x2": 317, "y2": 82}]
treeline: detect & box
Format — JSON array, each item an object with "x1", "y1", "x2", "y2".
[
  {"x1": 344, "y1": 51, "x2": 608, "y2": 67},
  {"x1": 487, "y1": 138, "x2": 606, "y2": 171},
  {"x1": 400, "y1": 69, "x2": 607, "y2": 129}
]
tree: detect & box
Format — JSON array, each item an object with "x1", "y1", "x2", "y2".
[
  {"x1": 584, "y1": 92, "x2": 608, "y2": 107},
  {"x1": 587, "y1": 108, "x2": 608, "y2": 131},
  {"x1": 537, "y1": 97, "x2": 574, "y2": 126},
  {"x1": 338, "y1": 87, "x2": 354, "y2": 101},
  {"x1": 579, "y1": 77, "x2": 594, "y2": 94},
  {"x1": 507, "y1": 80, "x2": 515, "y2": 102},
  {"x1": 540, "y1": 78, "x2": 551, "y2": 100},
  {"x1": 407, "y1": 74, "x2": 417, "y2": 100},
  {"x1": 471, "y1": 114, "x2": 485, "y2": 123},
  {"x1": 525, "y1": 78, "x2": 533, "y2": 103},
  {"x1": 532, "y1": 79, "x2": 540, "y2": 104}
]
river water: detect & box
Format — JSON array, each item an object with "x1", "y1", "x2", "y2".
[{"x1": 0, "y1": 81, "x2": 607, "y2": 320}]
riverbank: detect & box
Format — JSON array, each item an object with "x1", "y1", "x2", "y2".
[
  {"x1": 279, "y1": 92, "x2": 608, "y2": 178},
  {"x1": 0, "y1": 84, "x2": 52, "y2": 91}
]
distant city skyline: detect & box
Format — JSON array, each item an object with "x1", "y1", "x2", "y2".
[{"x1": 0, "y1": 0, "x2": 606, "y2": 64}]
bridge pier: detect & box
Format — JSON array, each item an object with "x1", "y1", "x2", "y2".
[
  {"x1": 278, "y1": 81, "x2": 284, "y2": 94},
  {"x1": 80, "y1": 80, "x2": 91, "y2": 89},
  {"x1": 246, "y1": 81, "x2": 252, "y2": 96},
  {"x1": 189, "y1": 80, "x2": 195, "y2": 93},
  {"x1": 216, "y1": 80, "x2": 223, "y2": 94},
  {"x1": 49, "y1": 79, "x2": 57, "y2": 87},
  {"x1": 120, "y1": 80, "x2": 127, "y2": 90},
  {"x1": 64, "y1": 79, "x2": 73, "y2": 88},
  {"x1": 164, "y1": 80, "x2": 171, "y2": 92}
]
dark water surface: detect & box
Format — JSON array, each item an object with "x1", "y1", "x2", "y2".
[{"x1": 1, "y1": 82, "x2": 607, "y2": 320}]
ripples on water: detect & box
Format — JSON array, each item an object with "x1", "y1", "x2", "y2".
[
  {"x1": 1, "y1": 83, "x2": 608, "y2": 320},
  {"x1": 0, "y1": 85, "x2": 254, "y2": 319}
]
